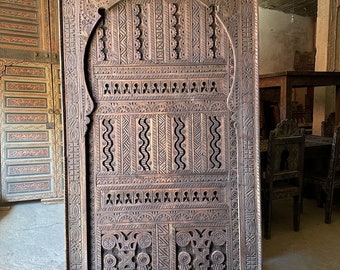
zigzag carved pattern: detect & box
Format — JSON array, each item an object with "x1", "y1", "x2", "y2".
[
  {"x1": 138, "y1": 118, "x2": 151, "y2": 171},
  {"x1": 193, "y1": 114, "x2": 202, "y2": 172},
  {"x1": 158, "y1": 115, "x2": 167, "y2": 174},
  {"x1": 209, "y1": 116, "x2": 222, "y2": 169},
  {"x1": 118, "y1": 2, "x2": 128, "y2": 64},
  {"x1": 192, "y1": 0, "x2": 200, "y2": 62},
  {"x1": 155, "y1": 1, "x2": 164, "y2": 61},
  {"x1": 122, "y1": 116, "x2": 131, "y2": 174},
  {"x1": 174, "y1": 117, "x2": 186, "y2": 170},
  {"x1": 102, "y1": 119, "x2": 114, "y2": 171},
  {"x1": 157, "y1": 224, "x2": 170, "y2": 269}
]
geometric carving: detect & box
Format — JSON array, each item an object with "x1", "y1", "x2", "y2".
[
  {"x1": 103, "y1": 80, "x2": 219, "y2": 96},
  {"x1": 134, "y1": 4, "x2": 146, "y2": 60},
  {"x1": 102, "y1": 188, "x2": 222, "y2": 207},
  {"x1": 176, "y1": 228, "x2": 227, "y2": 269},
  {"x1": 98, "y1": 112, "x2": 227, "y2": 176},
  {"x1": 103, "y1": 80, "x2": 221, "y2": 96},
  {"x1": 101, "y1": 231, "x2": 152, "y2": 270},
  {"x1": 98, "y1": 8, "x2": 108, "y2": 61},
  {"x1": 208, "y1": 5, "x2": 218, "y2": 59},
  {"x1": 171, "y1": 3, "x2": 182, "y2": 59},
  {"x1": 61, "y1": 0, "x2": 260, "y2": 268}
]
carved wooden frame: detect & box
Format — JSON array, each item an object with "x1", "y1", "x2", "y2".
[{"x1": 60, "y1": 0, "x2": 261, "y2": 269}]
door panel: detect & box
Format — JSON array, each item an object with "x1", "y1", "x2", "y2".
[
  {"x1": 61, "y1": 0, "x2": 260, "y2": 268},
  {"x1": 0, "y1": 62, "x2": 55, "y2": 201},
  {"x1": 86, "y1": 0, "x2": 253, "y2": 269},
  {"x1": 0, "y1": 0, "x2": 51, "y2": 59},
  {"x1": 0, "y1": 0, "x2": 63, "y2": 202}
]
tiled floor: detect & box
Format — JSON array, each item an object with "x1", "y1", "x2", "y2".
[
  {"x1": 0, "y1": 201, "x2": 65, "y2": 270},
  {"x1": 1, "y1": 198, "x2": 340, "y2": 269}
]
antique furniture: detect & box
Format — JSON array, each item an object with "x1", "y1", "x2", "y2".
[
  {"x1": 259, "y1": 71, "x2": 340, "y2": 124},
  {"x1": 260, "y1": 134, "x2": 332, "y2": 153},
  {"x1": 307, "y1": 126, "x2": 340, "y2": 224},
  {"x1": 262, "y1": 119, "x2": 305, "y2": 239},
  {"x1": 261, "y1": 134, "x2": 332, "y2": 199},
  {"x1": 321, "y1": 112, "x2": 336, "y2": 137},
  {"x1": 61, "y1": 0, "x2": 260, "y2": 269}
]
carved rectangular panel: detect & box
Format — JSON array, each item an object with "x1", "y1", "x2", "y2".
[
  {"x1": 61, "y1": 0, "x2": 260, "y2": 269},
  {"x1": 7, "y1": 179, "x2": 51, "y2": 194}
]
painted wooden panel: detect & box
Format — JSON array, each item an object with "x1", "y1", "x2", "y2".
[
  {"x1": 0, "y1": 0, "x2": 50, "y2": 52},
  {"x1": 0, "y1": 0, "x2": 63, "y2": 202},
  {"x1": 0, "y1": 62, "x2": 59, "y2": 202}
]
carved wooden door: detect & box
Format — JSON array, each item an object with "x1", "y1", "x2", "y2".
[
  {"x1": 0, "y1": 0, "x2": 63, "y2": 202},
  {"x1": 61, "y1": 0, "x2": 260, "y2": 269}
]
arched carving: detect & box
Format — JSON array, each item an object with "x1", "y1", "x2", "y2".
[{"x1": 61, "y1": 0, "x2": 260, "y2": 269}]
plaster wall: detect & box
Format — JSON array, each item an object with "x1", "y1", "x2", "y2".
[
  {"x1": 259, "y1": 7, "x2": 315, "y2": 75},
  {"x1": 313, "y1": 0, "x2": 336, "y2": 135}
]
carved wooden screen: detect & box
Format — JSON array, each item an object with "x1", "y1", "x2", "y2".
[{"x1": 61, "y1": 0, "x2": 260, "y2": 269}]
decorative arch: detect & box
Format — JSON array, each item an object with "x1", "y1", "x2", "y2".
[{"x1": 61, "y1": 0, "x2": 260, "y2": 269}]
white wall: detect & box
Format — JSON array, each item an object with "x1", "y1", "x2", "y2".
[{"x1": 259, "y1": 7, "x2": 315, "y2": 75}]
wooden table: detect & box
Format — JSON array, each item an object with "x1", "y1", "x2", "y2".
[
  {"x1": 260, "y1": 135, "x2": 332, "y2": 153},
  {"x1": 259, "y1": 71, "x2": 340, "y2": 123}
]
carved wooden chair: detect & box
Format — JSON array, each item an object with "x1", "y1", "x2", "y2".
[
  {"x1": 321, "y1": 112, "x2": 335, "y2": 137},
  {"x1": 262, "y1": 119, "x2": 305, "y2": 239},
  {"x1": 309, "y1": 126, "x2": 340, "y2": 224}
]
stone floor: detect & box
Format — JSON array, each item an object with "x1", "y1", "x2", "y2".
[
  {"x1": 1, "y1": 198, "x2": 340, "y2": 269},
  {"x1": 263, "y1": 198, "x2": 340, "y2": 270},
  {"x1": 0, "y1": 201, "x2": 65, "y2": 270}
]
